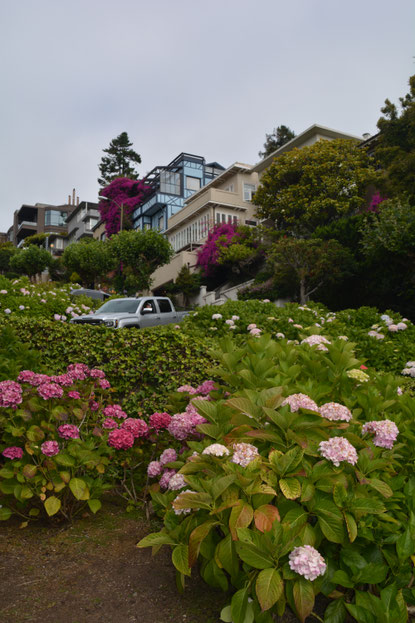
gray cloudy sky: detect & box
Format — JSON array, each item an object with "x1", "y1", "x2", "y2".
[{"x1": 0, "y1": 0, "x2": 414, "y2": 232}]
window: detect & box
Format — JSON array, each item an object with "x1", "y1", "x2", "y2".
[
  {"x1": 243, "y1": 184, "x2": 256, "y2": 201},
  {"x1": 45, "y1": 210, "x2": 67, "y2": 227},
  {"x1": 245, "y1": 219, "x2": 257, "y2": 227},
  {"x1": 186, "y1": 176, "x2": 201, "y2": 191},
  {"x1": 77, "y1": 208, "x2": 87, "y2": 222},
  {"x1": 160, "y1": 171, "x2": 181, "y2": 195},
  {"x1": 157, "y1": 299, "x2": 172, "y2": 313},
  {"x1": 86, "y1": 218, "x2": 98, "y2": 231},
  {"x1": 141, "y1": 300, "x2": 156, "y2": 314}
]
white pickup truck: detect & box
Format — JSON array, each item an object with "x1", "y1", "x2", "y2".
[{"x1": 69, "y1": 296, "x2": 189, "y2": 329}]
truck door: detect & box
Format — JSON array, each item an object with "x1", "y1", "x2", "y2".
[
  {"x1": 139, "y1": 299, "x2": 160, "y2": 328},
  {"x1": 156, "y1": 298, "x2": 177, "y2": 325}
]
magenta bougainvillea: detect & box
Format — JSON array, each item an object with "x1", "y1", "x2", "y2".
[
  {"x1": 99, "y1": 178, "x2": 151, "y2": 236},
  {"x1": 196, "y1": 223, "x2": 238, "y2": 276},
  {"x1": 366, "y1": 191, "x2": 387, "y2": 213}
]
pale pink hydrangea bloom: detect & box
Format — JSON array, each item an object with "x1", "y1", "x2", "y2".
[
  {"x1": 202, "y1": 443, "x2": 230, "y2": 457},
  {"x1": 212, "y1": 313, "x2": 222, "y2": 320},
  {"x1": 168, "y1": 413, "x2": 196, "y2": 440},
  {"x1": 247, "y1": 323, "x2": 257, "y2": 330},
  {"x1": 99, "y1": 379, "x2": 111, "y2": 389},
  {"x1": 160, "y1": 448, "x2": 178, "y2": 465},
  {"x1": 41, "y1": 440, "x2": 60, "y2": 456},
  {"x1": 174, "y1": 325, "x2": 180, "y2": 329},
  {"x1": 37, "y1": 382, "x2": 64, "y2": 400},
  {"x1": 288, "y1": 318, "x2": 293, "y2": 323},
  {"x1": 149, "y1": 412, "x2": 172, "y2": 431},
  {"x1": 0, "y1": 289, "x2": 7, "y2": 294},
  {"x1": 90, "y1": 369, "x2": 106, "y2": 379},
  {"x1": 147, "y1": 461, "x2": 163, "y2": 477},
  {"x1": 262, "y1": 299, "x2": 271, "y2": 303},
  {"x1": 231, "y1": 442, "x2": 259, "y2": 467},
  {"x1": 402, "y1": 368, "x2": 415, "y2": 377},
  {"x1": 168, "y1": 473, "x2": 187, "y2": 490},
  {"x1": 362, "y1": 420, "x2": 399, "y2": 449},
  {"x1": 405, "y1": 361, "x2": 415, "y2": 368},
  {"x1": 2, "y1": 446, "x2": 24, "y2": 460},
  {"x1": 0, "y1": 380, "x2": 23, "y2": 408},
  {"x1": 54, "y1": 314, "x2": 61, "y2": 320},
  {"x1": 4, "y1": 309, "x2": 11, "y2": 314},
  {"x1": 231, "y1": 315, "x2": 239, "y2": 321},
  {"x1": 108, "y1": 428, "x2": 134, "y2": 450},
  {"x1": 397, "y1": 387, "x2": 403, "y2": 395},
  {"x1": 159, "y1": 469, "x2": 176, "y2": 489},
  {"x1": 66, "y1": 307, "x2": 73, "y2": 313},
  {"x1": 19, "y1": 305, "x2": 25, "y2": 310},
  {"x1": 225, "y1": 319, "x2": 235, "y2": 326},
  {"x1": 58, "y1": 424, "x2": 80, "y2": 439},
  {"x1": 319, "y1": 402, "x2": 352, "y2": 422},
  {"x1": 282, "y1": 393, "x2": 318, "y2": 413},
  {"x1": 196, "y1": 380, "x2": 216, "y2": 395},
  {"x1": 293, "y1": 324, "x2": 303, "y2": 329},
  {"x1": 121, "y1": 418, "x2": 149, "y2": 438},
  {"x1": 276, "y1": 332, "x2": 285, "y2": 339},
  {"x1": 177, "y1": 384, "x2": 198, "y2": 395},
  {"x1": 289, "y1": 545, "x2": 327, "y2": 581},
  {"x1": 318, "y1": 437, "x2": 358, "y2": 467},
  {"x1": 396, "y1": 323, "x2": 407, "y2": 331},
  {"x1": 250, "y1": 328, "x2": 262, "y2": 337},
  {"x1": 388, "y1": 324, "x2": 399, "y2": 332},
  {"x1": 301, "y1": 335, "x2": 331, "y2": 348}
]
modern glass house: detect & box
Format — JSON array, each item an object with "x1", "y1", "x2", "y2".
[{"x1": 132, "y1": 153, "x2": 224, "y2": 232}]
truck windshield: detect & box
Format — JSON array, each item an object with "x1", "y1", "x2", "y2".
[{"x1": 97, "y1": 299, "x2": 141, "y2": 314}]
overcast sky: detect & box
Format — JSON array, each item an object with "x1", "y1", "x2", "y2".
[{"x1": 0, "y1": 0, "x2": 414, "y2": 232}]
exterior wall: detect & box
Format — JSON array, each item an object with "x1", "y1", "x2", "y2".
[
  {"x1": 92, "y1": 220, "x2": 107, "y2": 241},
  {"x1": 151, "y1": 250, "x2": 198, "y2": 291},
  {"x1": 66, "y1": 202, "x2": 100, "y2": 246},
  {"x1": 13, "y1": 204, "x2": 74, "y2": 248}
]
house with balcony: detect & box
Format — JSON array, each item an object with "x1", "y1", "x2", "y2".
[
  {"x1": 132, "y1": 153, "x2": 225, "y2": 233},
  {"x1": 12, "y1": 202, "x2": 74, "y2": 255},
  {"x1": 65, "y1": 201, "x2": 100, "y2": 246},
  {"x1": 151, "y1": 162, "x2": 259, "y2": 291}
]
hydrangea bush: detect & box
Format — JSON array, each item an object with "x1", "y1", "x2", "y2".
[{"x1": 138, "y1": 335, "x2": 415, "y2": 622}]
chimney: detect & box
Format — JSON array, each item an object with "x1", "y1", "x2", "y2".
[
  {"x1": 68, "y1": 195, "x2": 71, "y2": 205},
  {"x1": 76, "y1": 196, "x2": 79, "y2": 206},
  {"x1": 72, "y1": 188, "x2": 76, "y2": 205}
]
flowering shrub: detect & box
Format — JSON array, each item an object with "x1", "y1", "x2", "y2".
[
  {"x1": 98, "y1": 177, "x2": 150, "y2": 236},
  {"x1": 138, "y1": 335, "x2": 415, "y2": 622},
  {"x1": 196, "y1": 223, "x2": 238, "y2": 276}
]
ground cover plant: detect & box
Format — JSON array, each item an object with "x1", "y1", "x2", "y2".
[{"x1": 138, "y1": 335, "x2": 415, "y2": 622}]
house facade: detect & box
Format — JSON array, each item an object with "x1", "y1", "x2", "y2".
[
  {"x1": 65, "y1": 201, "x2": 100, "y2": 246},
  {"x1": 151, "y1": 162, "x2": 259, "y2": 291},
  {"x1": 132, "y1": 153, "x2": 224, "y2": 233},
  {"x1": 12, "y1": 202, "x2": 74, "y2": 254}
]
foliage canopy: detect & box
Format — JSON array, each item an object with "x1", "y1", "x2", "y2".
[{"x1": 98, "y1": 132, "x2": 142, "y2": 187}]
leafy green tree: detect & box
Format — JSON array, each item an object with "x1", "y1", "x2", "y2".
[
  {"x1": 22, "y1": 233, "x2": 48, "y2": 248},
  {"x1": 269, "y1": 237, "x2": 356, "y2": 304},
  {"x1": 360, "y1": 198, "x2": 415, "y2": 258},
  {"x1": 375, "y1": 75, "x2": 415, "y2": 201},
  {"x1": 109, "y1": 229, "x2": 174, "y2": 293},
  {"x1": 62, "y1": 239, "x2": 115, "y2": 287},
  {"x1": 0, "y1": 242, "x2": 18, "y2": 274},
  {"x1": 217, "y1": 225, "x2": 264, "y2": 278},
  {"x1": 258, "y1": 124, "x2": 296, "y2": 158},
  {"x1": 9, "y1": 245, "x2": 51, "y2": 280},
  {"x1": 98, "y1": 132, "x2": 142, "y2": 187},
  {"x1": 173, "y1": 265, "x2": 201, "y2": 307},
  {"x1": 254, "y1": 139, "x2": 380, "y2": 236}
]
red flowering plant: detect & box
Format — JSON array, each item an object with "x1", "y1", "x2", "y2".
[
  {"x1": 0, "y1": 364, "x2": 148, "y2": 521},
  {"x1": 98, "y1": 177, "x2": 150, "y2": 236}
]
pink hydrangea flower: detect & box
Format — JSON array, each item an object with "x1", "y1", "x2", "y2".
[
  {"x1": 2, "y1": 446, "x2": 24, "y2": 460},
  {"x1": 388, "y1": 324, "x2": 399, "y2": 332},
  {"x1": 99, "y1": 379, "x2": 111, "y2": 389},
  {"x1": 247, "y1": 323, "x2": 257, "y2": 330},
  {"x1": 147, "y1": 461, "x2": 163, "y2": 477},
  {"x1": 160, "y1": 448, "x2": 178, "y2": 465},
  {"x1": 0, "y1": 380, "x2": 23, "y2": 408},
  {"x1": 231, "y1": 315, "x2": 239, "y2": 321},
  {"x1": 102, "y1": 417, "x2": 119, "y2": 429},
  {"x1": 231, "y1": 442, "x2": 259, "y2": 467},
  {"x1": 37, "y1": 383, "x2": 64, "y2": 400},
  {"x1": 54, "y1": 314, "x2": 61, "y2": 321},
  {"x1": 301, "y1": 335, "x2": 331, "y2": 347},
  {"x1": 396, "y1": 322, "x2": 407, "y2": 331},
  {"x1": 58, "y1": 424, "x2": 80, "y2": 439},
  {"x1": 177, "y1": 384, "x2": 198, "y2": 395},
  {"x1": 212, "y1": 313, "x2": 222, "y2": 320},
  {"x1": 362, "y1": 420, "x2": 399, "y2": 449},
  {"x1": 53, "y1": 374, "x2": 74, "y2": 387},
  {"x1": 319, "y1": 402, "x2": 352, "y2": 422},
  {"x1": 168, "y1": 473, "x2": 187, "y2": 490},
  {"x1": 121, "y1": 418, "x2": 149, "y2": 438},
  {"x1": 89, "y1": 400, "x2": 99, "y2": 411},
  {"x1": 4, "y1": 309, "x2": 11, "y2": 314},
  {"x1": 41, "y1": 440, "x2": 60, "y2": 457},
  {"x1": 149, "y1": 412, "x2": 172, "y2": 431},
  {"x1": 68, "y1": 391, "x2": 80, "y2": 399},
  {"x1": 282, "y1": 393, "x2": 319, "y2": 413},
  {"x1": 159, "y1": 469, "x2": 176, "y2": 489},
  {"x1": 167, "y1": 413, "x2": 195, "y2": 440},
  {"x1": 90, "y1": 369, "x2": 106, "y2": 378},
  {"x1": 103, "y1": 404, "x2": 127, "y2": 419},
  {"x1": 108, "y1": 428, "x2": 134, "y2": 450},
  {"x1": 17, "y1": 370, "x2": 37, "y2": 383},
  {"x1": 67, "y1": 363, "x2": 90, "y2": 380},
  {"x1": 202, "y1": 443, "x2": 229, "y2": 457},
  {"x1": 289, "y1": 546, "x2": 327, "y2": 581},
  {"x1": 196, "y1": 380, "x2": 216, "y2": 395},
  {"x1": 250, "y1": 328, "x2": 262, "y2": 337},
  {"x1": 318, "y1": 437, "x2": 358, "y2": 467}
]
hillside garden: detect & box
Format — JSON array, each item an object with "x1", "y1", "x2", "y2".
[{"x1": 1, "y1": 277, "x2": 415, "y2": 622}]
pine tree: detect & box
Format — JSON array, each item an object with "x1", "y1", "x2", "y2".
[
  {"x1": 98, "y1": 132, "x2": 142, "y2": 187},
  {"x1": 258, "y1": 125, "x2": 296, "y2": 159}
]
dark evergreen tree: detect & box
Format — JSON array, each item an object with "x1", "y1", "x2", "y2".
[
  {"x1": 98, "y1": 132, "x2": 142, "y2": 187},
  {"x1": 258, "y1": 125, "x2": 296, "y2": 159}
]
